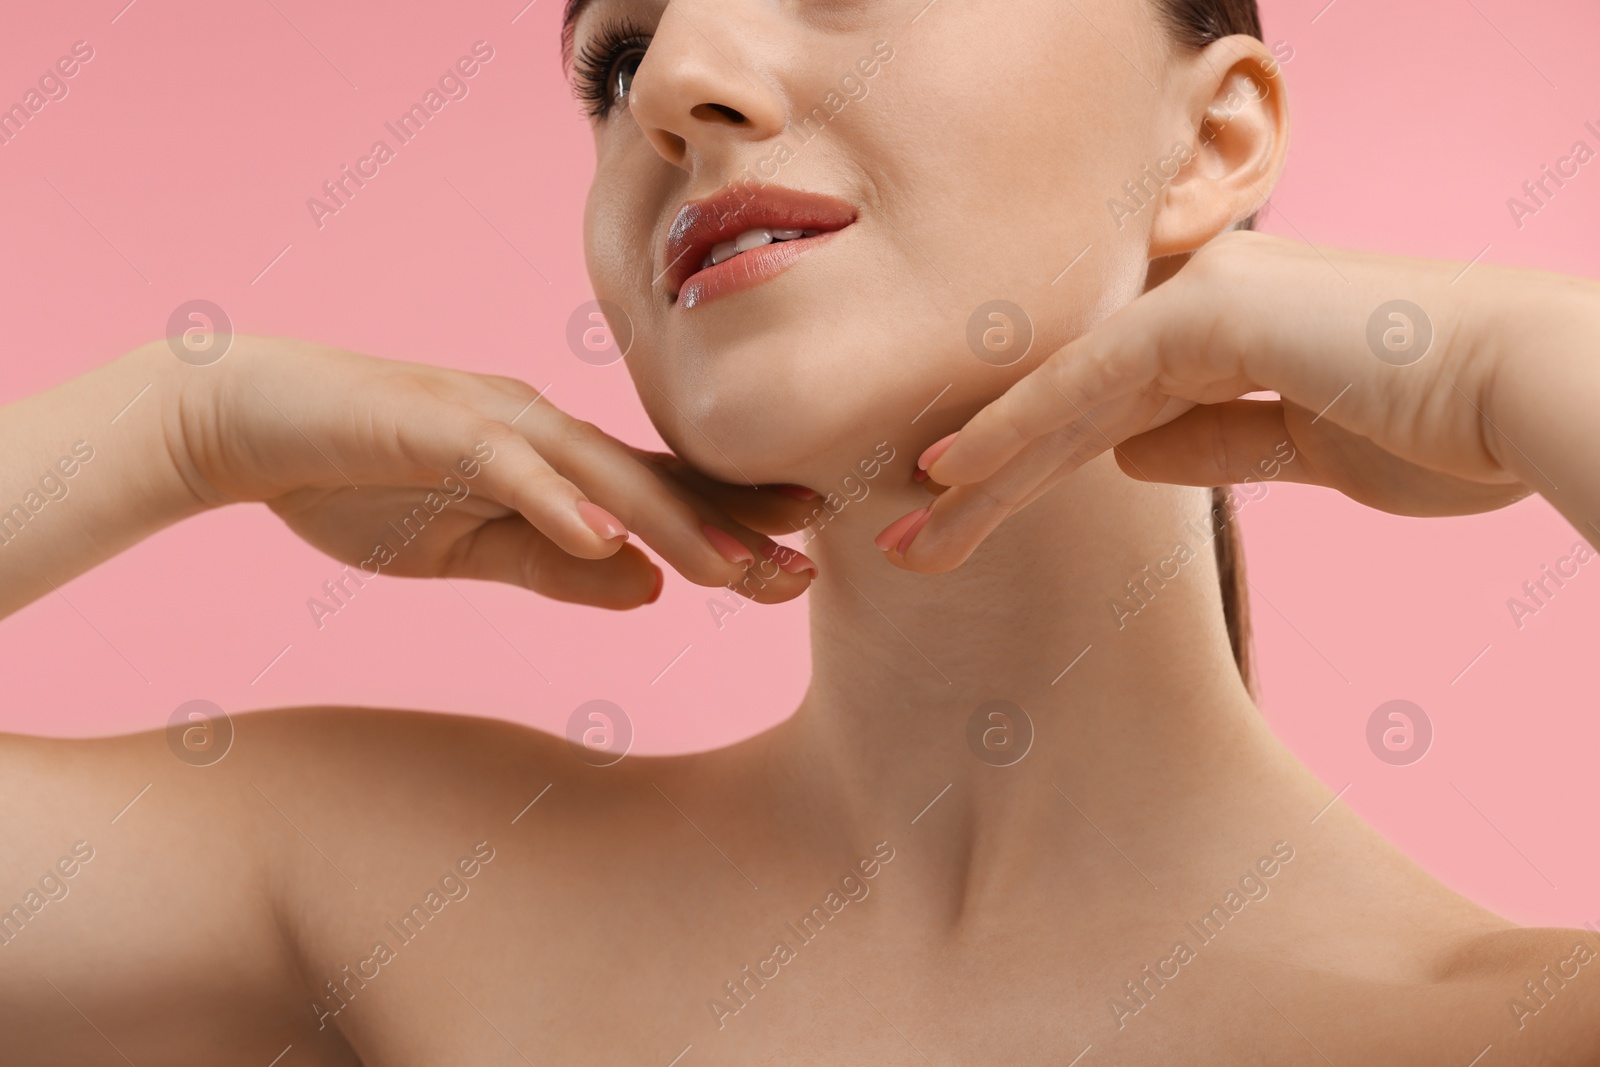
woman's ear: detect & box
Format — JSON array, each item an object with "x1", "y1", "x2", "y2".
[{"x1": 1148, "y1": 36, "x2": 1289, "y2": 259}]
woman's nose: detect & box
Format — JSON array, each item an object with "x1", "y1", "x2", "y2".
[{"x1": 625, "y1": 3, "x2": 788, "y2": 171}]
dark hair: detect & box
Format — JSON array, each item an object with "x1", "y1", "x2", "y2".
[
  {"x1": 1154, "y1": 0, "x2": 1262, "y2": 47},
  {"x1": 1156, "y1": 0, "x2": 1264, "y2": 699}
]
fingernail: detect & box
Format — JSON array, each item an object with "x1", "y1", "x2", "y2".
[
  {"x1": 702, "y1": 524, "x2": 755, "y2": 565},
  {"x1": 760, "y1": 541, "x2": 818, "y2": 578},
  {"x1": 895, "y1": 509, "x2": 933, "y2": 556},
  {"x1": 773, "y1": 484, "x2": 819, "y2": 500},
  {"x1": 917, "y1": 432, "x2": 959, "y2": 472},
  {"x1": 645, "y1": 566, "x2": 665, "y2": 604},
  {"x1": 912, "y1": 468, "x2": 929, "y2": 483},
  {"x1": 874, "y1": 507, "x2": 931, "y2": 552},
  {"x1": 578, "y1": 500, "x2": 629, "y2": 541}
]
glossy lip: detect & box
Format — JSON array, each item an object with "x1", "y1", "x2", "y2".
[{"x1": 661, "y1": 184, "x2": 857, "y2": 308}]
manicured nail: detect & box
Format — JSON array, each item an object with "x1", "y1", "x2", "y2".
[
  {"x1": 874, "y1": 507, "x2": 931, "y2": 552},
  {"x1": 895, "y1": 509, "x2": 933, "y2": 556},
  {"x1": 578, "y1": 500, "x2": 629, "y2": 541},
  {"x1": 760, "y1": 541, "x2": 818, "y2": 577},
  {"x1": 645, "y1": 566, "x2": 665, "y2": 604},
  {"x1": 917, "y1": 432, "x2": 959, "y2": 473},
  {"x1": 702, "y1": 524, "x2": 755, "y2": 564},
  {"x1": 773, "y1": 484, "x2": 819, "y2": 500}
]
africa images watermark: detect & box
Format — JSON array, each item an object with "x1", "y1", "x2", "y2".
[
  {"x1": 0, "y1": 439, "x2": 96, "y2": 551},
  {"x1": 1107, "y1": 840, "x2": 1297, "y2": 1030},
  {"x1": 0, "y1": 40, "x2": 96, "y2": 148},
  {"x1": 1506, "y1": 118, "x2": 1600, "y2": 231},
  {"x1": 1505, "y1": 540, "x2": 1595, "y2": 631},
  {"x1": 310, "y1": 840, "x2": 497, "y2": 1030},
  {"x1": 306, "y1": 440, "x2": 496, "y2": 630},
  {"x1": 1109, "y1": 441, "x2": 1297, "y2": 631},
  {"x1": 0, "y1": 840, "x2": 96, "y2": 950},
  {"x1": 306, "y1": 40, "x2": 497, "y2": 230},
  {"x1": 690, "y1": 39, "x2": 895, "y2": 245},
  {"x1": 1107, "y1": 40, "x2": 1294, "y2": 231},
  {"x1": 705, "y1": 840, "x2": 897, "y2": 1031},
  {"x1": 1505, "y1": 924, "x2": 1600, "y2": 1033},
  {"x1": 704, "y1": 440, "x2": 897, "y2": 631},
  {"x1": 794, "y1": 440, "x2": 899, "y2": 546}
]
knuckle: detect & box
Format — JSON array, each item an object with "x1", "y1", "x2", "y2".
[
  {"x1": 482, "y1": 371, "x2": 539, "y2": 398},
  {"x1": 558, "y1": 415, "x2": 607, "y2": 450},
  {"x1": 995, "y1": 398, "x2": 1035, "y2": 449},
  {"x1": 471, "y1": 418, "x2": 524, "y2": 460}
]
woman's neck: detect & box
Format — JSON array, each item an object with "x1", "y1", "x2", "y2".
[{"x1": 773, "y1": 454, "x2": 1308, "y2": 915}]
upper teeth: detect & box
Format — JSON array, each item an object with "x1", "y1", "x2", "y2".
[{"x1": 702, "y1": 228, "x2": 818, "y2": 270}]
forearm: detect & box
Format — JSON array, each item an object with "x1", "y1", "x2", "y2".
[
  {"x1": 0, "y1": 342, "x2": 210, "y2": 618},
  {"x1": 1482, "y1": 272, "x2": 1600, "y2": 549}
]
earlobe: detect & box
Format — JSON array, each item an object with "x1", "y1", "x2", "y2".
[{"x1": 1147, "y1": 37, "x2": 1289, "y2": 259}]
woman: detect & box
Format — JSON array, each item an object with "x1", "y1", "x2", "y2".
[{"x1": 2, "y1": 0, "x2": 1597, "y2": 1062}]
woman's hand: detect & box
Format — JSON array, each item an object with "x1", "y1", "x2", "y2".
[
  {"x1": 882, "y1": 229, "x2": 1600, "y2": 572},
  {"x1": 160, "y1": 336, "x2": 819, "y2": 608}
]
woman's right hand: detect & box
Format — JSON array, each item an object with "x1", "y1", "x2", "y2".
[{"x1": 156, "y1": 335, "x2": 819, "y2": 609}]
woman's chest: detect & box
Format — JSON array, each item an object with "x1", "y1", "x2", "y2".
[{"x1": 302, "y1": 888, "x2": 1529, "y2": 1067}]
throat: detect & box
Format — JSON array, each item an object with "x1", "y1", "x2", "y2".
[{"x1": 772, "y1": 456, "x2": 1271, "y2": 910}]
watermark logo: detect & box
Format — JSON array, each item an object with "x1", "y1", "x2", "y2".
[
  {"x1": 1366, "y1": 299, "x2": 1433, "y2": 367},
  {"x1": 566, "y1": 699, "x2": 633, "y2": 767},
  {"x1": 966, "y1": 699, "x2": 1034, "y2": 767},
  {"x1": 1365, "y1": 699, "x2": 1432, "y2": 766},
  {"x1": 566, "y1": 299, "x2": 633, "y2": 367},
  {"x1": 166, "y1": 699, "x2": 234, "y2": 767},
  {"x1": 966, "y1": 300, "x2": 1034, "y2": 367},
  {"x1": 165, "y1": 299, "x2": 233, "y2": 366}
]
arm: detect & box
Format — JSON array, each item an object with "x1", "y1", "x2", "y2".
[
  {"x1": 0, "y1": 335, "x2": 819, "y2": 1058},
  {"x1": 1479, "y1": 274, "x2": 1600, "y2": 545},
  {"x1": 885, "y1": 232, "x2": 1600, "y2": 569},
  {"x1": 0, "y1": 726, "x2": 345, "y2": 1063},
  {"x1": 0, "y1": 343, "x2": 207, "y2": 617},
  {"x1": 1, "y1": 336, "x2": 819, "y2": 623}
]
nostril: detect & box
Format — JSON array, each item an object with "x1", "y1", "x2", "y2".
[{"x1": 691, "y1": 102, "x2": 747, "y2": 124}]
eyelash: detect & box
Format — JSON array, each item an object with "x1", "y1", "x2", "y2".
[{"x1": 572, "y1": 16, "x2": 651, "y2": 120}]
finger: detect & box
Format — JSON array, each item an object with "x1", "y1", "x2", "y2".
[
  {"x1": 893, "y1": 386, "x2": 1173, "y2": 573},
  {"x1": 923, "y1": 285, "x2": 1254, "y2": 488},
  {"x1": 921, "y1": 358, "x2": 1145, "y2": 489},
  {"x1": 436, "y1": 516, "x2": 665, "y2": 610},
  {"x1": 1113, "y1": 399, "x2": 1305, "y2": 487},
  {"x1": 636, "y1": 451, "x2": 824, "y2": 536},
  {"x1": 894, "y1": 420, "x2": 1114, "y2": 573},
  {"x1": 523, "y1": 416, "x2": 815, "y2": 602},
  {"x1": 394, "y1": 413, "x2": 633, "y2": 562},
  {"x1": 1117, "y1": 399, "x2": 1527, "y2": 516}
]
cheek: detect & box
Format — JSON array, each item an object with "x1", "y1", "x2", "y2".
[
  {"x1": 583, "y1": 165, "x2": 654, "y2": 310},
  {"x1": 832, "y1": 19, "x2": 1157, "y2": 346}
]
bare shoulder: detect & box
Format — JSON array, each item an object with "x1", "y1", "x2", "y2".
[
  {"x1": 223, "y1": 703, "x2": 733, "y2": 823},
  {"x1": 1430, "y1": 923, "x2": 1600, "y2": 1062},
  {"x1": 212, "y1": 703, "x2": 767, "y2": 897}
]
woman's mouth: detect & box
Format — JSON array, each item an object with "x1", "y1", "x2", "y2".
[
  {"x1": 661, "y1": 185, "x2": 857, "y2": 310},
  {"x1": 698, "y1": 226, "x2": 822, "y2": 271}
]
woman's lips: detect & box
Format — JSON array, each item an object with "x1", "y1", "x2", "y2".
[
  {"x1": 661, "y1": 184, "x2": 857, "y2": 309},
  {"x1": 676, "y1": 229, "x2": 843, "y2": 309}
]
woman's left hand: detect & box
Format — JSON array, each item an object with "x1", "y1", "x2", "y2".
[{"x1": 883, "y1": 229, "x2": 1600, "y2": 572}]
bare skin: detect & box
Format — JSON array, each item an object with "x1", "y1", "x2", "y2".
[{"x1": 4, "y1": 0, "x2": 1600, "y2": 1063}]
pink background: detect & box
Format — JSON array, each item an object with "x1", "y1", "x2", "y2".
[{"x1": 1, "y1": 0, "x2": 1596, "y2": 930}]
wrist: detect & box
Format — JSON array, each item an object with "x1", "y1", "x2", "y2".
[
  {"x1": 1477, "y1": 272, "x2": 1600, "y2": 500},
  {"x1": 123, "y1": 338, "x2": 233, "y2": 514}
]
